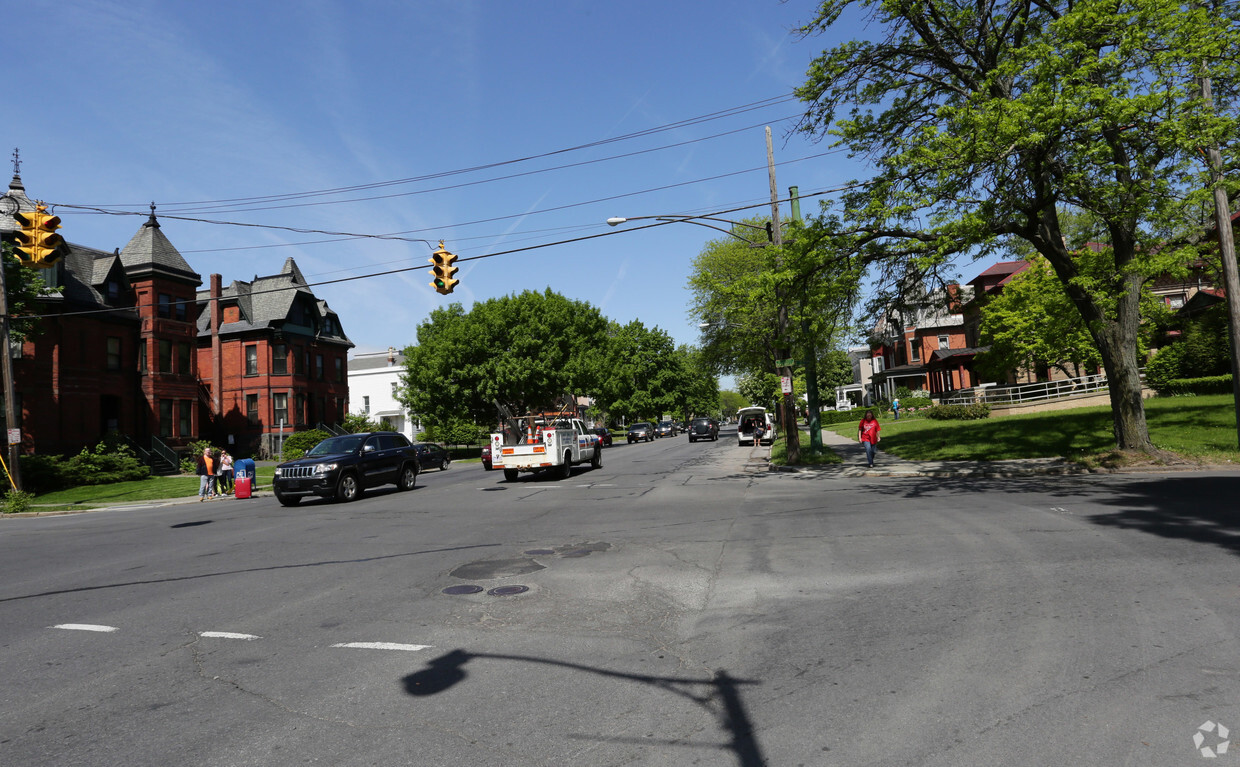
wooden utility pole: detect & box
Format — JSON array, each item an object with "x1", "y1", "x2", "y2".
[
  {"x1": 0, "y1": 250, "x2": 23, "y2": 492},
  {"x1": 1200, "y1": 72, "x2": 1240, "y2": 448},
  {"x1": 767, "y1": 127, "x2": 800, "y2": 463}
]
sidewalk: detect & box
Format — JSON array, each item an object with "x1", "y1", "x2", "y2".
[
  {"x1": 16, "y1": 488, "x2": 271, "y2": 517},
  {"x1": 771, "y1": 428, "x2": 1089, "y2": 478}
]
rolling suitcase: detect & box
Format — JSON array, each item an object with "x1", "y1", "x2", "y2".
[{"x1": 234, "y1": 475, "x2": 252, "y2": 499}]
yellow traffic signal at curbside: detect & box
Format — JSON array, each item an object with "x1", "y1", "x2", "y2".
[
  {"x1": 13, "y1": 204, "x2": 65, "y2": 266},
  {"x1": 428, "y1": 241, "x2": 459, "y2": 295}
]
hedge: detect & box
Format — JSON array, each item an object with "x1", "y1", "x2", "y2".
[
  {"x1": 1155, "y1": 374, "x2": 1233, "y2": 396},
  {"x1": 18, "y1": 442, "x2": 150, "y2": 494},
  {"x1": 925, "y1": 403, "x2": 992, "y2": 420}
]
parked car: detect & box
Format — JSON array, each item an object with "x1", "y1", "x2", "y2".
[
  {"x1": 687, "y1": 417, "x2": 719, "y2": 442},
  {"x1": 272, "y1": 431, "x2": 419, "y2": 506},
  {"x1": 481, "y1": 444, "x2": 493, "y2": 470},
  {"x1": 592, "y1": 427, "x2": 613, "y2": 447},
  {"x1": 655, "y1": 421, "x2": 677, "y2": 438},
  {"x1": 413, "y1": 442, "x2": 451, "y2": 471},
  {"x1": 626, "y1": 422, "x2": 654, "y2": 443}
]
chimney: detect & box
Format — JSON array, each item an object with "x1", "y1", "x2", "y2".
[
  {"x1": 387, "y1": 346, "x2": 396, "y2": 366},
  {"x1": 211, "y1": 274, "x2": 222, "y2": 416}
]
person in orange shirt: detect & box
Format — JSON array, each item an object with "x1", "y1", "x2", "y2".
[
  {"x1": 857, "y1": 410, "x2": 881, "y2": 469},
  {"x1": 197, "y1": 447, "x2": 217, "y2": 501}
]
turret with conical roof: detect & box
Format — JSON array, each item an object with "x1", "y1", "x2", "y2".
[{"x1": 118, "y1": 205, "x2": 200, "y2": 285}]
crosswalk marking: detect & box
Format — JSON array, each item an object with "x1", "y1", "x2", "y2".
[
  {"x1": 51, "y1": 624, "x2": 118, "y2": 633},
  {"x1": 331, "y1": 642, "x2": 432, "y2": 652}
]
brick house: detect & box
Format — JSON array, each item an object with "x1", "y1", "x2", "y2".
[
  {"x1": 0, "y1": 172, "x2": 350, "y2": 461},
  {"x1": 196, "y1": 259, "x2": 353, "y2": 457},
  {"x1": 867, "y1": 283, "x2": 985, "y2": 400}
]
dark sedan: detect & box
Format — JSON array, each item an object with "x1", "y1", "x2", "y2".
[
  {"x1": 655, "y1": 421, "x2": 677, "y2": 438},
  {"x1": 626, "y1": 422, "x2": 654, "y2": 443},
  {"x1": 593, "y1": 427, "x2": 613, "y2": 446},
  {"x1": 413, "y1": 442, "x2": 451, "y2": 471}
]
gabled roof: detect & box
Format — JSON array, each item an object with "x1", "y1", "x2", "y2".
[
  {"x1": 118, "y1": 210, "x2": 201, "y2": 285},
  {"x1": 196, "y1": 257, "x2": 352, "y2": 347}
]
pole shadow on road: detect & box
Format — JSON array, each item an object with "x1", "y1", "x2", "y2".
[{"x1": 403, "y1": 649, "x2": 766, "y2": 766}]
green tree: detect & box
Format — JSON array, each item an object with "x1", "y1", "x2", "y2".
[
  {"x1": 342, "y1": 412, "x2": 383, "y2": 433},
  {"x1": 2, "y1": 243, "x2": 53, "y2": 344},
  {"x1": 400, "y1": 289, "x2": 608, "y2": 427},
  {"x1": 689, "y1": 220, "x2": 863, "y2": 459},
  {"x1": 737, "y1": 372, "x2": 779, "y2": 412},
  {"x1": 674, "y1": 345, "x2": 721, "y2": 419},
  {"x1": 719, "y1": 390, "x2": 748, "y2": 420},
  {"x1": 594, "y1": 320, "x2": 681, "y2": 423},
  {"x1": 976, "y1": 256, "x2": 1103, "y2": 381},
  {"x1": 795, "y1": 0, "x2": 1240, "y2": 452}
]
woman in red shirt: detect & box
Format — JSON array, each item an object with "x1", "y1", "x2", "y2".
[{"x1": 857, "y1": 410, "x2": 881, "y2": 468}]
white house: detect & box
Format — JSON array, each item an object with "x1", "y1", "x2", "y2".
[{"x1": 348, "y1": 347, "x2": 417, "y2": 440}]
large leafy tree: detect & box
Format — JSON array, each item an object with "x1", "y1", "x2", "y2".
[
  {"x1": 674, "y1": 345, "x2": 721, "y2": 419},
  {"x1": 399, "y1": 289, "x2": 608, "y2": 427},
  {"x1": 795, "y1": 0, "x2": 1240, "y2": 452},
  {"x1": 689, "y1": 219, "x2": 862, "y2": 458},
  {"x1": 594, "y1": 320, "x2": 682, "y2": 423}
]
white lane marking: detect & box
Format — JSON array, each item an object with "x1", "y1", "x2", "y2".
[
  {"x1": 52, "y1": 624, "x2": 118, "y2": 633},
  {"x1": 199, "y1": 631, "x2": 262, "y2": 640},
  {"x1": 331, "y1": 642, "x2": 432, "y2": 652}
]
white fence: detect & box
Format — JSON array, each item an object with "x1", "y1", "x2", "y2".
[{"x1": 938, "y1": 371, "x2": 1133, "y2": 407}]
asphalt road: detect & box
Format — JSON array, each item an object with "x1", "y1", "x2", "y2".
[{"x1": 1, "y1": 428, "x2": 1238, "y2": 766}]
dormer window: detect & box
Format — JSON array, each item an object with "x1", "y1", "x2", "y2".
[{"x1": 105, "y1": 280, "x2": 121, "y2": 303}]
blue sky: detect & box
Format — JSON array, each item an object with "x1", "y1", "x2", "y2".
[{"x1": 11, "y1": 0, "x2": 988, "y2": 375}]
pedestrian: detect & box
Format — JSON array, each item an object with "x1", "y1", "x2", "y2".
[
  {"x1": 892, "y1": 396, "x2": 901, "y2": 421},
  {"x1": 218, "y1": 451, "x2": 234, "y2": 495},
  {"x1": 196, "y1": 447, "x2": 215, "y2": 501},
  {"x1": 858, "y1": 409, "x2": 881, "y2": 469}
]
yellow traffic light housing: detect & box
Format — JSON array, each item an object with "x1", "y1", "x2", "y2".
[
  {"x1": 428, "y1": 241, "x2": 459, "y2": 295},
  {"x1": 13, "y1": 204, "x2": 65, "y2": 266}
]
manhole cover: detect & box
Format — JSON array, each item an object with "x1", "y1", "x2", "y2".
[
  {"x1": 441, "y1": 585, "x2": 484, "y2": 595},
  {"x1": 523, "y1": 549, "x2": 555, "y2": 555},
  {"x1": 488, "y1": 585, "x2": 529, "y2": 596},
  {"x1": 560, "y1": 549, "x2": 592, "y2": 558}
]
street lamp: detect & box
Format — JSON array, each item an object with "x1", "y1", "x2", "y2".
[{"x1": 606, "y1": 215, "x2": 771, "y2": 246}]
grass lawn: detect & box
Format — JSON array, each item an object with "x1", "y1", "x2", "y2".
[
  {"x1": 822, "y1": 394, "x2": 1240, "y2": 465},
  {"x1": 26, "y1": 466, "x2": 280, "y2": 508}
]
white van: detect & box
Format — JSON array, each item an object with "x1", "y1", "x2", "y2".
[{"x1": 737, "y1": 406, "x2": 774, "y2": 446}]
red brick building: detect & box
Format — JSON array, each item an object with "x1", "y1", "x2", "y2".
[
  {"x1": 1, "y1": 173, "x2": 350, "y2": 461},
  {"x1": 196, "y1": 259, "x2": 352, "y2": 457}
]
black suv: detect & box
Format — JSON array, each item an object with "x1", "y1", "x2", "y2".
[
  {"x1": 273, "y1": 431, "x2": 419, "y2": 506},
  {"x1": 687, "y1": 418, "x2": 719, "y2": 442}
]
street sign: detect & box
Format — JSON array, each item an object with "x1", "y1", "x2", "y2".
[
  {"x1": 7, "y1": 429, "x2": 20, "y2": 445},
  {"x1": 781, "y1": 376, "x2": 792, "y2": 395},
  {"x1": 776, "y1": 358, "x2": 799, "y2": 368}
]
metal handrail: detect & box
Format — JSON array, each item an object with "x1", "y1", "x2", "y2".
[
  {"x1": 119, "y1": 434, "x2": 151, "y2": 465},
  {"x1": 938, "y1": 370, "x2": 1129, "y2": 407},
  {"x1": 149, "y1": 435, "x2": 180, "y2": 468}
]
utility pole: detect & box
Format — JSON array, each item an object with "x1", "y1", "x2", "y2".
[
  {"x1": 1200, "y1": 71, "x2": 1240, "y2": 449},
  {"x1": 0, "y1": 248, "x2": 23, "y2": 492},
  {"x1": 789, "y1": 186, "x2": 823, "y2": 453},
  {"x1": 767, "y1": 127, "x2": 800, "y2": 463}
]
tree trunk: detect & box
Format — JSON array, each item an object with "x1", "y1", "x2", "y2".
[{"x1": 1033, "y1": 214, "x2": 1155, "y2": 452}]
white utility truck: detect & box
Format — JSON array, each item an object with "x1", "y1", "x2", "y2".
[{"x1": 491, "y1": 414, "x2": 602, "y2": 482}]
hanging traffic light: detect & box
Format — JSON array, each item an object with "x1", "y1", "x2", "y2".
[
  {"x1": 428, "y1": 241, "x2": 459, "y2": 295},
  {"x1": 13, "y1": 204, "x2": 65, "y2": 266}
]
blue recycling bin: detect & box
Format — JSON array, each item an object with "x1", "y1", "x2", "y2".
[{"x1": 234, "y1": 457, "x2": 256, "y2": 488}]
